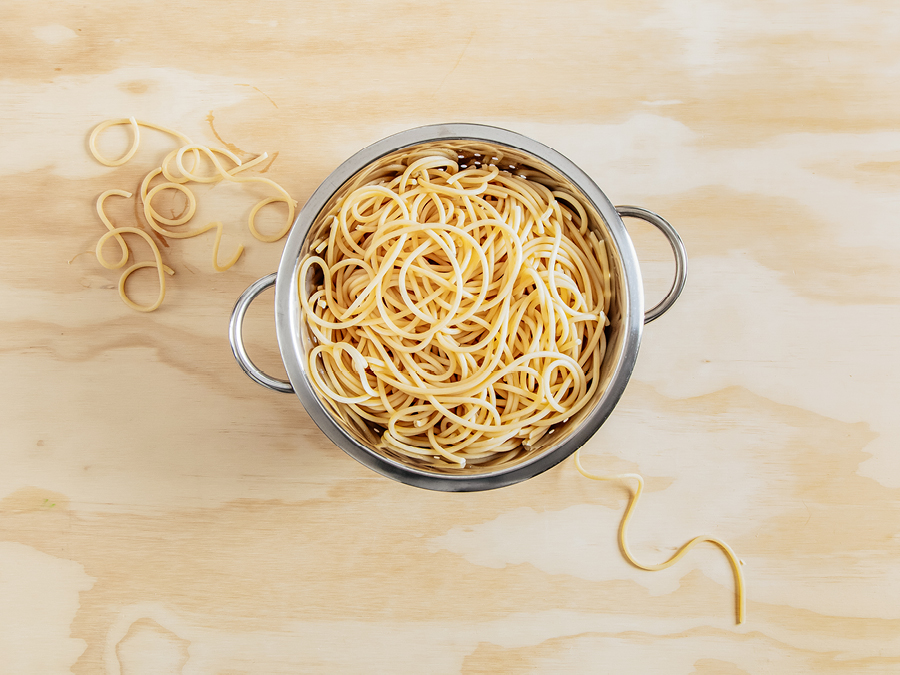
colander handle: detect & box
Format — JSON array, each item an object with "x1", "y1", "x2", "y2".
[
  {"x1": 616, "y1": 206, "x2": 688, "y2": 323},
  {"x1": 229, "y1": 273, "x2": 294, "y2": 393}
]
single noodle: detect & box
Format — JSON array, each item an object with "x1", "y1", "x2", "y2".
[{"x1": 574, "y1": 450, "x2": 746, "y2": 624}]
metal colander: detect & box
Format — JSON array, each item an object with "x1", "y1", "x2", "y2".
[{"x1": 230, "y1": 124, "x2": 686, "y2": 491}]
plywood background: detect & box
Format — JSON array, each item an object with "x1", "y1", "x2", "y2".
[{"x1": 2, "y1": 1, "x2": 900, "y2": 673}]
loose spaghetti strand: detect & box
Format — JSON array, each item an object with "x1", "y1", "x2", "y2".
[{"x1": 573, "y1": 450, "x2": 746, "y2": 625}]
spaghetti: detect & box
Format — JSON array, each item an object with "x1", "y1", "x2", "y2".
[
  {"x1": 574, "y1": 450, "x2": 746, "y2": 624},
  {"x1": 299, "y1": 156, "x2": 611, "y2": 467},
  {"x1": 88, "y1": 118, "x2": 297, "y2": 311},
  {"x1": 94, "y1": 191, "x2": 173, "y2": 313}
]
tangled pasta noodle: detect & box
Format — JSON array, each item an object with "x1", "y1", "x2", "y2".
[
  {"x1": 300, "y1": 155, "x2": 613, "y2": 468},
  {"x1": 89, "y1": 117, "x2": 297, "y2": 311}
]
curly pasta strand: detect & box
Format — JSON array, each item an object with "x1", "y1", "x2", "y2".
[{"x1": 574, "y1": 451, "x2": 746, "y2": 625}]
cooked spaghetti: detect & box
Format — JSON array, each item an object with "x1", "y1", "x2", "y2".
[
  {"x1": 89, "y1": 117, "x2": 296, "y2": 311},
  {"x1": 299, "y1": 155, "x2": 612, "y2": 466}
]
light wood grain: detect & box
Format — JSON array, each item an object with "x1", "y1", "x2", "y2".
[{"x1": 2, "y1": 1, "x2": 900, "y2": 673}]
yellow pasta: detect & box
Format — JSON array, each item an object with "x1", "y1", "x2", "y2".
[
  {"x1": 574, "y1": 450, "x2": 746, "y2": 624},
  {"x1": 95, "y1": 189, "x2": 134, "y2": 269},
  {"x1": 88, "y1": 118, "x2": 297, "y2": 311},
  {"x1": 89, "y1": 117, "x2": 192, "y2": 166},
  {"x1": 94, "y1": 213, "x2": 174, "y2": 313},
  {"x1": 172, "y1": 144, "x2": 296, "y2": 242},
  {"x1": 300, "y1": 156, "x2": 611, "y2": 467}
]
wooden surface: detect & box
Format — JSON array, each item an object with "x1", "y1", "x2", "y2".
[{"x1": 2, "y1": 1, "x2": 900, "y2": 673}]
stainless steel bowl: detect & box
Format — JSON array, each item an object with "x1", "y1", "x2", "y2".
[{"x1": 229, "y1": 123, "x2": 687, "y2": 491}]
